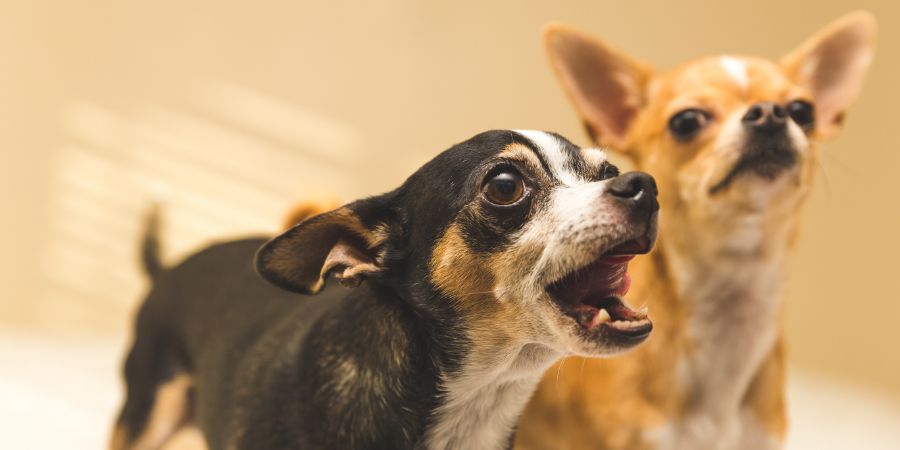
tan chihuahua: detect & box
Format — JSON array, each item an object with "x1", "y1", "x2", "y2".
[{"x1": 516, "y1": 11, "x2": 876, "y2": 450}]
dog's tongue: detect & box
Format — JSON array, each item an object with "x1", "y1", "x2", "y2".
[{"x1": 549, "y1": 258, "x2": 632, "y2": 304}]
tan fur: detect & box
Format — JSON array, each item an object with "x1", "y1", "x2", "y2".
[
  {"x1": 159, "y1": 427, "x2": 207, "y2": 450},
  {"x1": 112, "y1": 374, "x2": 195, "y2": 450},
  {"x1": 110, "y1": 425, "x2": 129, "y2": 450},
  {"x1": 430, "y1": 222, "x2": 529, "y2": 351},
  {"x1": 498, "y1": 143, "x2": 548, "y2": 172},
  {"x1": 430, "y1": 222, "x2": 495, "y2": 302},
  {"x1": 282, "y1": 198, "x2": 341, "y2": 230},
  {"x1": 518, "y1": 12, "x2": 875, "y2": 449},
  {"x1": 744, "y1": 335, "x2": 788, "y2": 437}
]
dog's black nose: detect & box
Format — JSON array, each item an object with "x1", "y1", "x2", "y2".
[
  {"x1": 608, "y1": 172, "x2": 658, "y2": 205},
  {"x1": 742, "y1": 102, "x2": 787, "y2": 132}
]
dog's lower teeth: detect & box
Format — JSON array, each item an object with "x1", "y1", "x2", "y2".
[
  {"x1": 613, "y1": 320, "x2": 645, "y2": 328},
  {"x1": 635, "y1": 306, "x2": 649, "y2": 320}
]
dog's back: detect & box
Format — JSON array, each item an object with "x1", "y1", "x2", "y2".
[{"x1": 111, "y1": 236, "x2": 342, "y2": 449}]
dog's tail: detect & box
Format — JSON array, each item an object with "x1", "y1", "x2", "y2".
[
  {"x1": 282, "y1": 197, "x2": 341, "y2": 230},
  {"x1": 140, "y1": 204, "x2": 164, "y2": 279}
]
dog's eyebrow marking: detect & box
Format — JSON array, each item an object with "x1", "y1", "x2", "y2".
[
  {"x1": 514, "y1": 130, "x2": 582, "y2": 186},
  {"x1": 580, "y1": 147, "x2": 608, "y2": 170},
  {"x1": 720, "y1": 56, "x2": 749, "y2": 90},
  {"x1": 498, "y1": 143, "x2": 550, "y2": 176}
]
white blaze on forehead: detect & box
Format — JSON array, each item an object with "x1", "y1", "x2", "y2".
[
  {"x1": 720, "y1": 56, "x2": 749, "y2": 89},
  {"x1": 513, "y1": 129, "x2": 582, "y2": 186}
]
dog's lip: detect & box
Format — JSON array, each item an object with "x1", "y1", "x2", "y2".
[
  {"x1": 545, "y1": 236, "x2": 652, "y2": 292},
  {"x1": 710, "y1": 145, "x2": 797, "y2": 194},
  {"x1": 560, "y1": 296, "x2": 653, "y2": 340},
  {"x1": 604, "y1": 237, "x2": 652, "y2": 259}
]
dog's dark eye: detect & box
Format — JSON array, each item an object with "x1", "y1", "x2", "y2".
[
  {"x1": 483, "y1": 171, "x2": 525, "y2": 206},
  {"x1": 787, "y1": 100, "x2": 815, "y2": 130},
  {"x1": 668, "y1": 109, "x2": 710, "y2": 140}
]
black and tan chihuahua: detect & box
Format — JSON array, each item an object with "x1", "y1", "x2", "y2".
[{"x1": 112, "y1": 130, "x2": 659, "y2": 450}]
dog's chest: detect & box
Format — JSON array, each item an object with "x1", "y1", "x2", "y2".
[
  {"x1": 425, "y1": 344, "x2": 559, "y2": 450},
  {"x1": 650, "y1": 253, "x2": 786, "y2": 449},
  {"x1": 644, "y1": 409, "x2": 782, "y2": 450},
  {"x1": 426, "y1": 376, "x2": 538, "y2": 450}
]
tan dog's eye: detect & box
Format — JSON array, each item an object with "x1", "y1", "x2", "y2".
[
  {"x1": 786, "y1": 100, "x2": 815, "y2": 130},
  {"x1": 483, "y1": 171, "x2": 525, "y2": 205},
  {"x1": 668, "y1": 109, "x2": 710, "y2": 140}
]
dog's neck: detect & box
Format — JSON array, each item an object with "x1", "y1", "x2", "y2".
[
  {"x1": 654, "y1": 211, "x2": 797, "y2": 432},
  {"x1": 426, "y1": 340, "x2": 561, "y2": 450},
  {"x1": 319, "y1": 285, "x2": 560, "y2": 450}
]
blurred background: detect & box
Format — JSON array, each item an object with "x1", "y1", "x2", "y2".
[{"x1": 2, "y1": 0, "x2": 898, "y2": 448}]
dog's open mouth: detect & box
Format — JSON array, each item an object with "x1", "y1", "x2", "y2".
[{"x1": 546, "y1": 237, "x2": 653, "y2": 341}]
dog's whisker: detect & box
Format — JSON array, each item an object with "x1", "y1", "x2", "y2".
[
  {"x1": 579, "y1": 357, "x2": 587, "y2": 382},
  {"x1": 820, "y1": 148, "x2": 858, "y2": 177},
  {"x1": 555, "y1": 356, "x2": 568, "y2": 389},
  {"x1": 814, "y1": 157, "x2": 833, "y2": 203}
]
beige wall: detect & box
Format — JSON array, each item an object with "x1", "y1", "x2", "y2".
[{"x1": 2, "y1": 0, "x2": 898, "y2": 401}]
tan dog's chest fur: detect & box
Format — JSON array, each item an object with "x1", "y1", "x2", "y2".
[
  {"x1": 517, "y1": 251, "x2": 787, "y2": 449},
  {"x1": 517, "y1": 12, "x2": 875, "y2": 450}
]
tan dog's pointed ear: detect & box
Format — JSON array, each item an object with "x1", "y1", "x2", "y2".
[
  {"x1": 256, "y1": 198, "x2": 396, "y2": 295},
  {"x1": 543, "y1": 23, "x2": 653, "y2": 151},
  {"x1": 781, "y1": 11, "x2": 876, "y2": 138}
]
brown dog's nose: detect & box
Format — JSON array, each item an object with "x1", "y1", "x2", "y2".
[
  {"x1": 608, "y1": 172, "x2": 658, "y2": 210},
  {"x1": 742, "y1": 102, "x2": 787, "y2": 132}
]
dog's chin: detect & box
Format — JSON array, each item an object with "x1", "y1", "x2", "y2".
[
  {"x1": 543, "y1": 237, "x2": 654, "y2": 355},
  {"x1": 560, "y1": 298, "x2": 653, "y2": 356},
  {"x1": 709, "y1": 140, "x2": 799, "y2": 195}
]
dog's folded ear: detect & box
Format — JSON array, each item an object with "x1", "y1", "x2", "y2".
[
  {"x1": 781, "y1": 11, "x2": 876, "y2": 138},
  {"x1": 256, "y1": 198, "x2": 397, "y2": 295},
  {"x1": 542, "y1": 23, "x2": 653, "y2": 151}
]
